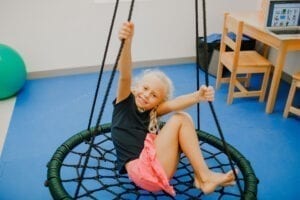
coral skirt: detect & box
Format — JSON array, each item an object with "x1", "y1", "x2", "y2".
[{"x1": 126, "y1": 133, "x2": 176, "y2": 196}]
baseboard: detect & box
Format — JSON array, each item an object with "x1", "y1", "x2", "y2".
[{"x1": 28, "y1": 57, "x2": 195, "y2": 79}]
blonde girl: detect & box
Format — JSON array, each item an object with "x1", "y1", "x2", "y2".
[{"x1": 111, "y1": 21, "x2": 236, "y2": 196}]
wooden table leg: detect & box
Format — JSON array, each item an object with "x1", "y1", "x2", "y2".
[{"x1": 265, "y1": 43, "x2": 287, "y2": 114}]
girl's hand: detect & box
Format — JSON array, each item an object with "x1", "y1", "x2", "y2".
[
  {"x1": 118, "y1": 21, "x2": 134, "y2": 41},
  {"x1": 198, "y1": 85, "x2": 215, "y2": 102}
]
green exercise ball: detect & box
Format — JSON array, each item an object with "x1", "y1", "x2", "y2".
[{"x1": 0, "y1": 44, "x2": 27, "y2": 100}]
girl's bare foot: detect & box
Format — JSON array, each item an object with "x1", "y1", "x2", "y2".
[
  {"x1": 219, "y1": 169, "x2": 238, "y2": 186},
  {"x1": 194, "y1": 169, "x2": 238, "y2": 194}
]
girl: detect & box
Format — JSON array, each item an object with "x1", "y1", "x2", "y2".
[{"x1": 111, "y1": 21, "x2": 236, "y2": 197}]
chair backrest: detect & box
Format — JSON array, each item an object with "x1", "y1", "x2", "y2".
[{"x1": 219, "y1": 13, "x2": 244, "y2": 70}]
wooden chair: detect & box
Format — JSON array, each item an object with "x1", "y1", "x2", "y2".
[
  {"x1": 283, "y1": 72, "x2": 300, "y2": 118},
  {"x1": 215, "y1": 13, "x2": 272, "y2": 104}
]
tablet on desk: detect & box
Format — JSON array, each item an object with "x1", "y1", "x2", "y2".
[{"x1": 265, "y1": 0, "x2": 300, "y2": 35}]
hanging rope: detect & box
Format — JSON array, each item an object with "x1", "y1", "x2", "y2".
[
  {"x1": 86, "y1": 0, "x2": 120, "y2": 131},
  {"x1": 74, "y1": 0, "x2": 136, "y2": 198},
  {"x1": 195, "y1": 0, "x2": 243, "y2": 195},
  {"x1": 94, "y1": 1, "x2": 135, "y2": 129},
  {"x1": 194, "y1": 0, "x2": 201, "y2": 130}
]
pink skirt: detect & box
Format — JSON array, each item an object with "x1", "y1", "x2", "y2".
[{"x1": 126, "y1": 133, "x2": 176, "y2": 196}]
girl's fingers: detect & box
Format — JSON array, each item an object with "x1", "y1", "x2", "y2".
[{"x1": 119, "y1": 22, "x2": 134, "y2": 40}]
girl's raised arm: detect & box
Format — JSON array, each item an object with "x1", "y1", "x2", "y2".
[{"x1": 116, "y1": 22, "x2": 134, "y2": 104}]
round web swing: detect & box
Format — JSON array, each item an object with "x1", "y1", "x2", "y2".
[{"x1": 45, "y1": 0, "x2": 258, "y2": 199}]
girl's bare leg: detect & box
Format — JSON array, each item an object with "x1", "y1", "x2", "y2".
[{"x1": 155, "y1": 112, "x2": 236, "y2": 194}]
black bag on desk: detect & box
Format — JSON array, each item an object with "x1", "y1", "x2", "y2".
[{"x1": 198, "y1": 33, "x2": 256, "y2": 77}]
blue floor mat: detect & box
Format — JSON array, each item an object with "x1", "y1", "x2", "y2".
[{"x1": 0, "y1": 63, "x2": 299, "y2": 199}]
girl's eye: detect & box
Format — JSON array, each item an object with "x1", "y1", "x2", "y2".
[{"x1": 143, "y1": 86, "x2": 148, "y2": 90}]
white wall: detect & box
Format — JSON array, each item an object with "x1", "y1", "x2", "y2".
[{"x1": 0, "y1": 0, "x2": 261, "y2": 74}]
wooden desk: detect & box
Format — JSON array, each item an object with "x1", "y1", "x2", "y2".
[{"x1": 230, "y1": 12, "x2": 300, "y2": 114}]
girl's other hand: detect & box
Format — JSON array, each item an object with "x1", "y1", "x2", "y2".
[{"x1": 198, "y1": 85, "x2": 215, "y2": 102}]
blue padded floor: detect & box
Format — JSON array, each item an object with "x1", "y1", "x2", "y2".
[{"x1": 0, "y1": 63, "x2": 299, "y2": 199}]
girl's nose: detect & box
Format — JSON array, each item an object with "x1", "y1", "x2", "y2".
[{"x1": 143, "y1": 91, "x2": 150, "y2": 98}]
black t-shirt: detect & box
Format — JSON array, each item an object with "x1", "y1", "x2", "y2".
[{"x1": 111, "y1": 93, "x2": 150, "y2": 174}]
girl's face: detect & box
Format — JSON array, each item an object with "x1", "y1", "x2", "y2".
[{"x1": 134, "y1": 75, "x2": 166, "y2": 111}]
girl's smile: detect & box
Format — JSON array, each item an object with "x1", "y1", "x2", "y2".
[{"x1": 134, "y1": 75, "x2": 166, "y2": 111}]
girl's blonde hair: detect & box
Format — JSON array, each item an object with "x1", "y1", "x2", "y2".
[{"x1": 132, "y1": 69, "x2": 174, "y2": 133}]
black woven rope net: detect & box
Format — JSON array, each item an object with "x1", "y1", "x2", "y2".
[{"x1": 45, "y1": 123, "x2": 258, "y2": 200}]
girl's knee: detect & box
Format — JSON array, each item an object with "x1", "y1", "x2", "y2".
[{"x1": 171, "y1": 112, "x2": 194, "y2": 125}]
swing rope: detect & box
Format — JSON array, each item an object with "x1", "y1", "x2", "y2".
[
  {"x1": 194, "y1": 0, "x2": 201, "y2": 130},
  {"x1": 87, "y1": 0, "x2": 135, "y2": 131},
  {"x1": 94, "y1": 1, "x2": 135, "y2": 129},
  {"x1": 195, "y1": 0, "x2": 243, "y2": 195},
  {"x1": 74, "y1": 0, "x2": 136, "y2": 198},
  {"x1": 86, "y1": 0, "x2": 120, "y2": 131}
]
